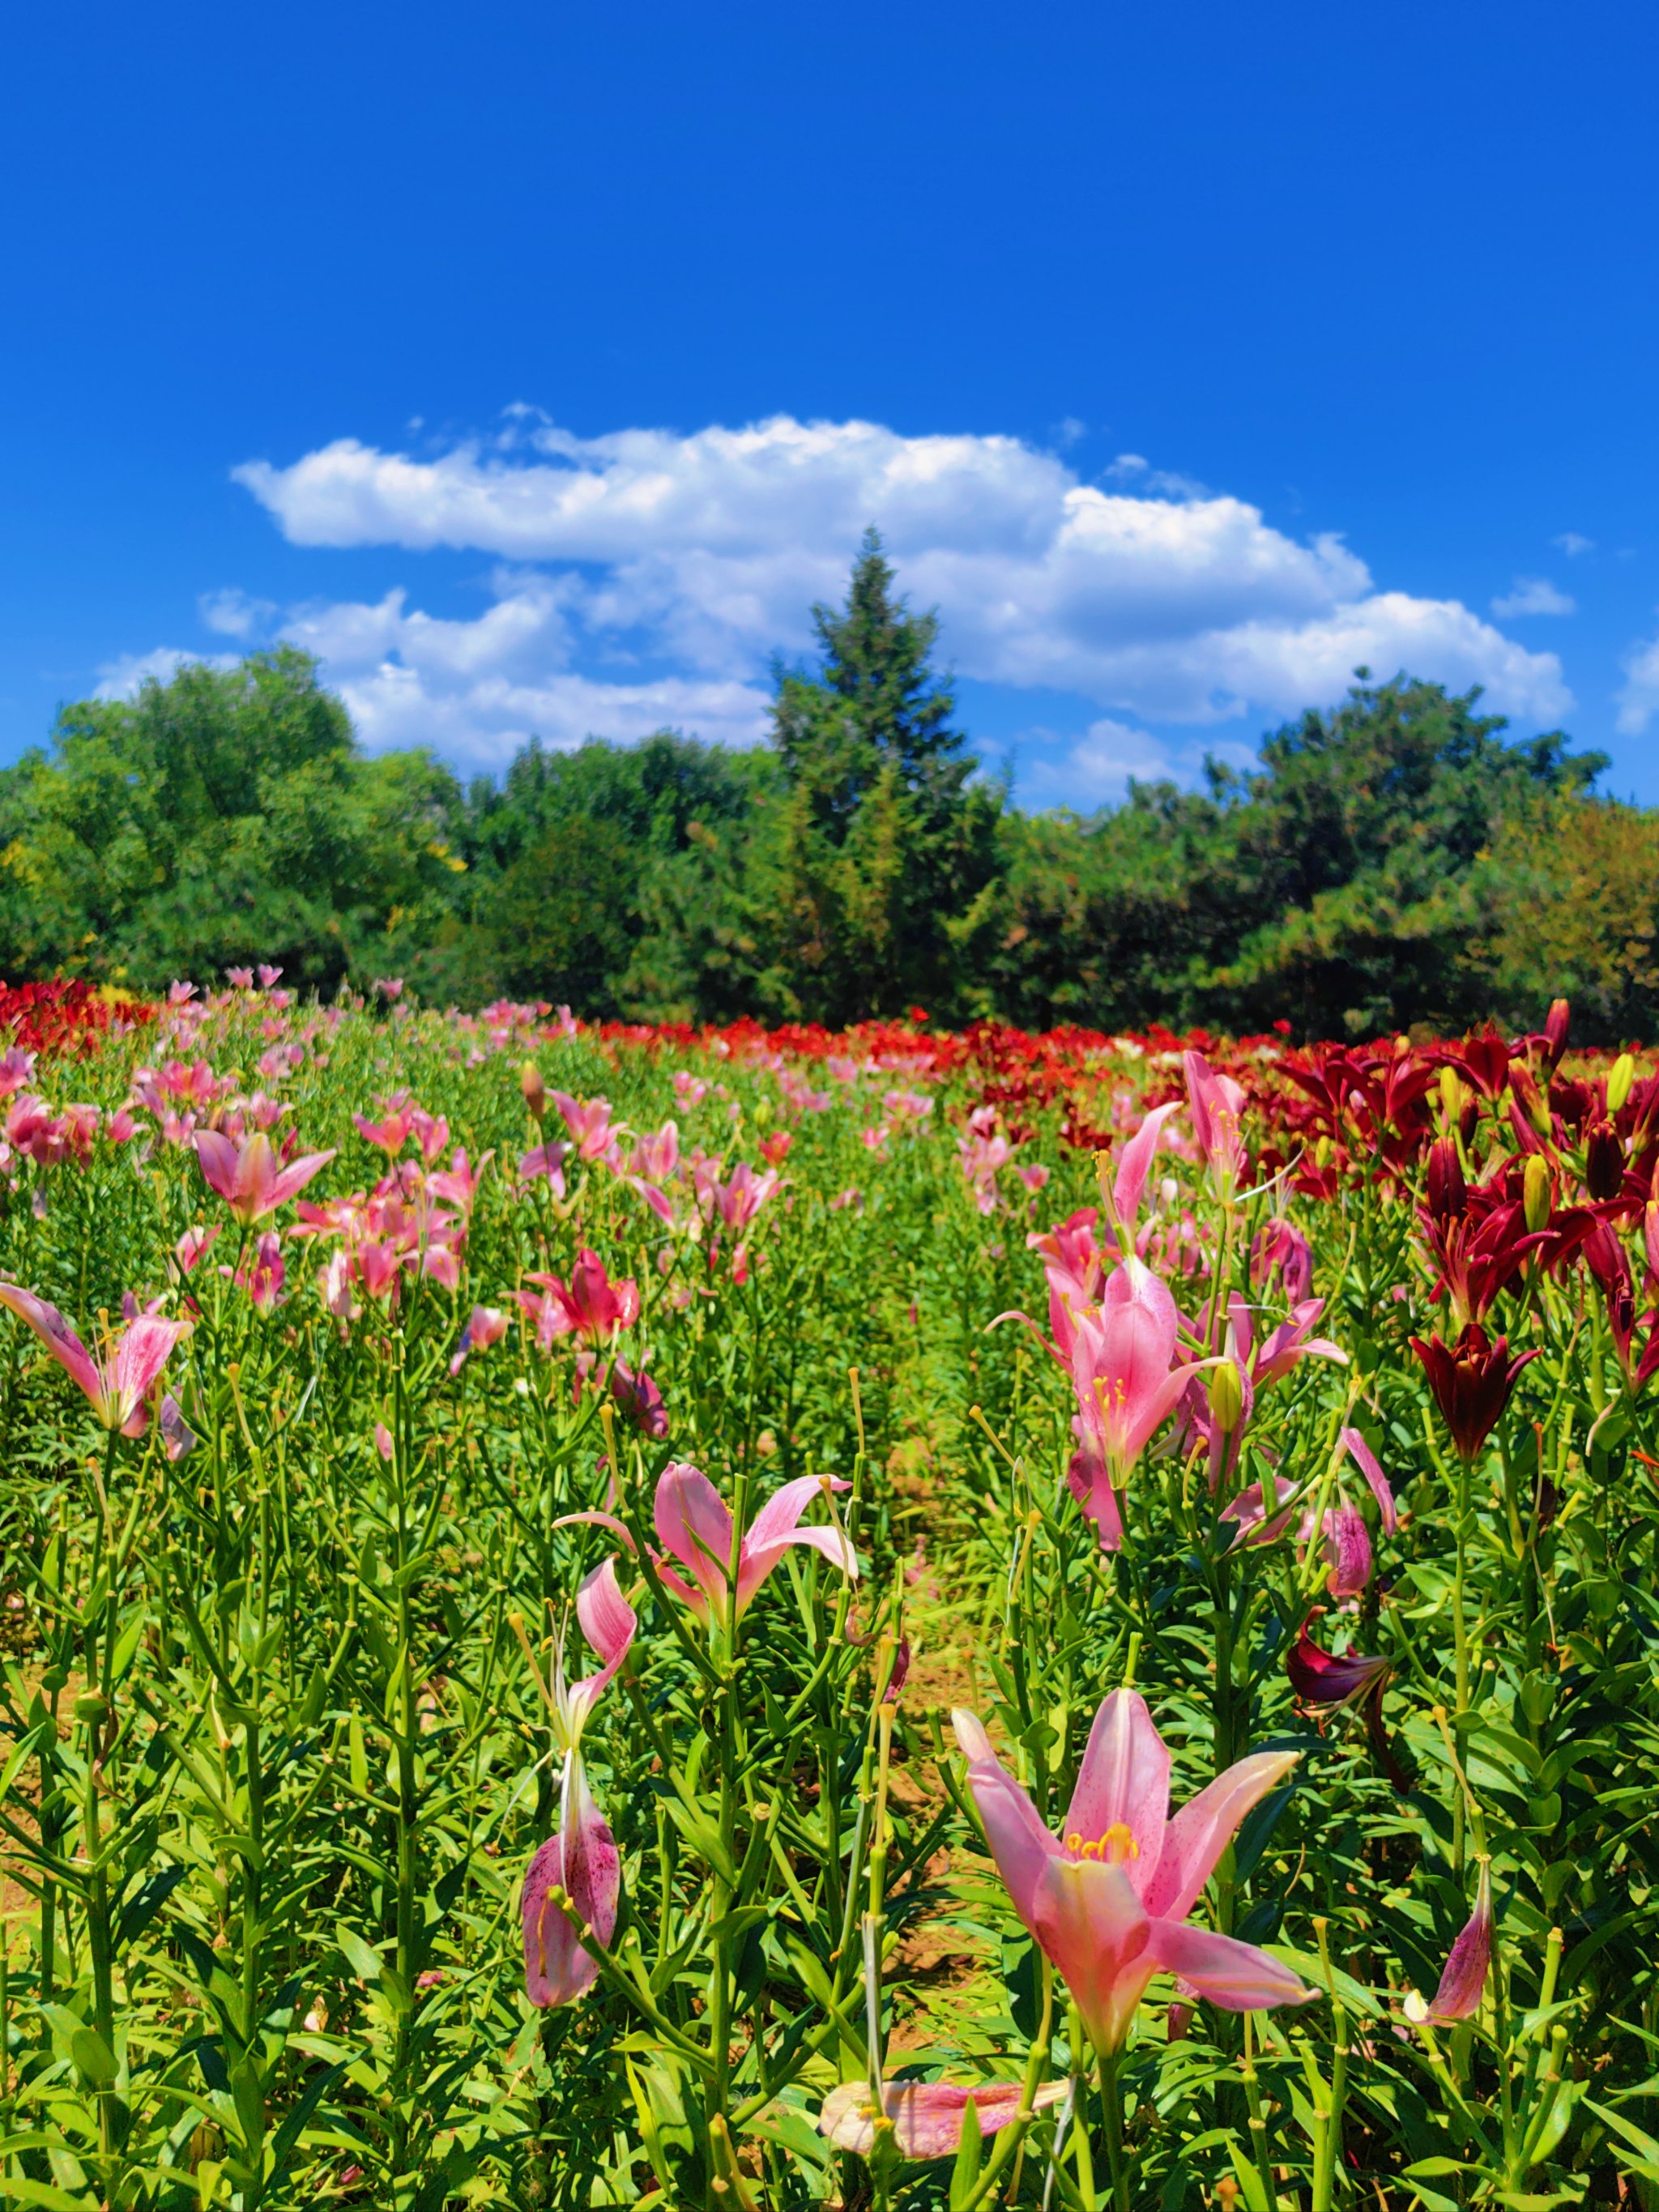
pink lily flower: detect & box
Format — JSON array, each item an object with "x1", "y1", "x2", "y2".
[
  {"x1": 518, "y1": 1139, "x2": 569, "y2": 1196},
  {"x1": 229, "y1": 1232, "x2": 287, "y2": 1314},
  {"x1": 449, "y1": 1304, "x2": 509, "y2": 1376},
  {"x1": 818, "y1": 2078, "x2": 1069, "y2": 2159},
  {"x1": 953, "y1": 1690, "x2": 1312, "y2": 2054},
  {"x1": 609, "y1": 1358, "x2": 668, "y2": 1438},
  {"x1": 515, "y1": 1251, "x2": 639, "y2": 1350},
  {"x1": 225, "y1": 965, "x2": 254, "y2": 989},
  {"x1": 0, "y1": 1284, "x2": 186, "y2": 1435},
  {"x1": 522, "y1": 1559, "x2": 636, "y2": 2007},
  {"x1": 1065, "y1": 1258, "x2": 1217, "y2": 1548},
  {"x1": 352, "y1": 1105, "x2": 416, "y2": 1157},
  {"x1": 428, "y1": 1146, "x2": 491, "y2": 1215},
  {"x1": 257, "y1": 964, "x2": 284, "y2": 989},
  {"x1": 631, "y1": 1120, "x2": 680, "y2": 1184},
  {"x1": 1406, "y1": 1860, "x2": 1493, "y2": 2027},
  {"x1": 196, "y1": 1129, "x2": 335, "y2": 1224},
  {"x1": 1183, "y1": 1049, "x2": 1249, "y2": 1199},
  {"x1": 565, "y1": 1463, "x2": 857, "y2": 1628},
  {"x1": 551, "y1": 1091, "x2": 620, "y2": 1163},
  {"x1": 1104, "y1": 1099, "x2": 1183, "y2": 1245}
]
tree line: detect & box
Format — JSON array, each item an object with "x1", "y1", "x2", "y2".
[{"x1": 1, "y1": 529, "x2": 1653, "y2": 1041}]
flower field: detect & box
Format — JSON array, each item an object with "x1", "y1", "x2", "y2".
[{"x1": 1, "y1": 982, "x2": 1657, "y2": 2209}]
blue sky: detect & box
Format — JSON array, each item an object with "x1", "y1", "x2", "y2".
[{"x1": 5, "y1": 0, "x2": 1658, "y2": 803}]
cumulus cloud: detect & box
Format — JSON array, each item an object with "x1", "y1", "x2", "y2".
[
  {"x1": 1491, "y1": 577, "x2": 1575, "y2": 619},
  {"x1": 198, "y1": 587, "x2": 278, "y2": 639},
  {"x1": 280, "y1": 580, "x2": 772, "y2": 765},
  {"x1": 96, "y1": 646, "x2": 239, "y2": 700},
  {"x1": 1553, "y1": 532, "x2": 1595, "y2": 558},
  {"x1": 194, "y1": 411, "x2": 1578, "y2": 764},
  {"x1": 1616, "y1": 624, "x2": 1659, "y2": 736}
]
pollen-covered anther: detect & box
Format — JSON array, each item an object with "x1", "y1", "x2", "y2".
[{"x1": 1065, "y1": 1821, "x2": 1139, "y2": 1863}]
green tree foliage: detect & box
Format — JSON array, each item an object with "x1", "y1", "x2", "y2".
[
  {"x1": 761, "y1": 529, "x2": 1003, "y2": 1021},
  {"x1": 2, "y1": 561, "x2": 1651, "y2": 1038},
  {"x1": 0, "y1": 650, "x2": 466, "y2": 991}
]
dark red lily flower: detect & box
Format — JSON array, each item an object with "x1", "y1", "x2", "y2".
[
  {"x1": 1411, "y1": 1323, "x2": 1540, "y2": 1459},
  {"x1": 1287, "y1": 1621, "x2": 1412, "y2": 1792},
  {"x1": 1417, "y1": 1192, "x2": 1543, "y2": 1328},
  {"x1": 1441, "y1": 1031, "x2": 1512, "y2": 1102}
]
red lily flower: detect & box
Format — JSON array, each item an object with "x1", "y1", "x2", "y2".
[{"x1": 1410, "y1": 1323, "x2": 1539, "y2": 1460}]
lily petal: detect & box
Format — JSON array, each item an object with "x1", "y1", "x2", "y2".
[
  {"x1": 1140, "y1": 1751, "x2": 1299, "y2": 1920},
  {"x1": 1063, "y1": 1689, "x2": 1170, "y2": 1897},
  {"x1": 817, "y1": 2078, "x2": 1068, "y2": 2159},
  {"x1": 1149, "y1": 1920, "x2": 1316, "y2": 2014}
]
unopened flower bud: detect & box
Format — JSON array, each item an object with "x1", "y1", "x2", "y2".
[
  {"x1": 1425, "y1": 1136, "x2": 1466, "y2": 1222},
  {"x1": 1522, "y1": 1153, "x2": 1551, "y2": 1233},
  {"x1": 1584, "y1": 1119, "x2": 1624, "y2": 1204},
  {"x1": 1209, "y1": 1359, "x2": 1245, "y2": 1434},
  {"x1": 1439, "y1": 1066, "x2": 1466, "y2": 1123},
  {"x1": 1607, "y1": 1053, "x2": 1636, "y2": 1115},
  {"x1": 1646, "y1": 1197, "x2": 1659, "y2": 1283},
  {"x1": 520, "y1": 1061, "x2": 546, "y2": 1123},
  {"x1": 1508, "y1": 1063, "x2": 1552, "y2": 1137},
  {"x1": 1545, "y1": 997, "x2": 1571, "y2": 1065}
]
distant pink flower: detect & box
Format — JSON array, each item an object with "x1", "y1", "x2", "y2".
[
  {"x1": 0, "y1": 1285, "x2": 186, "y2": 1435},
  {"x1": 567, "y1": 1463, "x2": 856, "y2": 1629},
  {"x1": 168, "y1": 981, "x2": 198, "y2": 1004},
  {"x1": 631, "y1": 1121, "x2": 680, "y2": 1183},
  {"x1": 449, "y1": 1304, "x2": 509, "y2": 1376},
  {"x1": 373, "y1": 977, "x2": 405, "y2": 1002},
  {"x1": 1183, "y1": 1049, "x2": 1248, "y2": 1199},
  {"x1": 0, "y1": 1047, "x2": 36, "y2": 1099},
  {"x1": 353, "y1": 1106, "x2": 416, "y2": 1157},
  {"x1": 518, "y1": 1140, "x2": 569, "y2": 1196},
  {"x1": 515, "y1": 1251, "x2": 639, "y2": 1350},
  {"x1": 225, "y1": 966, "x2": 254, "y2": 989},
  {"x1": 231, "y1": 1233, "x2": 287, "y2": 1314},
  {"x1": 610, "y1": 1358, "x2": 667, "y2": 1438},
  {"x1": 551, "y1": 1092, "x2": 619, "y2": 1163},
  {"x1": 257, "y1": 965, "x2": 284, "y2": 988},
  {"x1": 174, "y1": 1225, "x2": 221, "y2": 1275},
  {"x1": 1252, "y1": 1216, "x2": 1313, "y2": 1304},
  {"x1": 196, "y1": 1130, "x2": 335, "y2": 1223},
  {"x1": 954, "y1": 1690, "x2": 1311, "y2": 2054},
  {"x1": 159, "y1": 1393, "x2": 197, "y2": 1460},
  {"x1": 374, "y1": 1422, "x2": 394, "y2": 1461}
]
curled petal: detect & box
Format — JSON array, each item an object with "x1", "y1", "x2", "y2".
[
  {"x1": 1341, "y1": 1426, "x2": 1397, "y2": 1533},
  {"x1": 653, "y1": 1462, "x2": 736, "y2": 1603}
]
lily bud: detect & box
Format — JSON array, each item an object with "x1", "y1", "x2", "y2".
[
  {"x1": 1425, "y1": 1137, "x2": 1467, "y2": 1222},
  {"x1": 1209, "y1": 1359, "x2": 1245, "y2": 1435},
  {"x1": 1584, "y1": 1119, "x2": 1624, "y2": 1204},
  {"x1": 1438, "y1": 1066, "x2": 1465, "y2": 1123},
  {"x1": 1607, "y1": 1053, "x2": 1637, "y2": 1115},
  {"x1": 1522, "y1": 1153, "x2": 1551, "y2": 1234},
  {"x1": 521, "y1": 1061, "x2": 547, "y2": 1123},
  {"x1": 1545, "y1": 996, "x2": 1570, "y2": 1067},
  {"x1": 1508, "y1": 1063, "x2": 1551, "y2": 1138},
  {"x1": 1645, "y1": 1196, "x2": 1659, "y2": 1282}
]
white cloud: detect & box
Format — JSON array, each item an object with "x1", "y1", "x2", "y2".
[
  {"x1": 1553, "y1": 532, "x2": 1595, "y2": 558},
  {"x1": 1616, "y1": 624, "x2": 1659, "y2": 735},
  {"x1": 96, "y1": 646, "x2": 239, "y2": 700},
  {"x1": 1491, "y1": 577, "x2": 1576, "y2": 618},
  {"x1": 188, "y1": 411, "x2": 1580, "y2": 763},
  {"x1": 1019, "y1": 718, "x2": 1178, "y2": 807},
  {"x1": 280, "y1": 581, "x2": 771, "y2": 766},
  {"x1": 198, "y1": 587, "x2": 278, "y2": 638}
]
